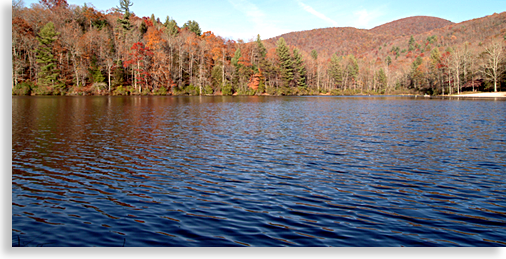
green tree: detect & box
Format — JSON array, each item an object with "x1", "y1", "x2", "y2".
[
  {"x1": 310, "y1": 49, "x2": 320, "y2": 90},
  {"x1": 211, "y1": 65, "x2": 222, "y2": 89},
  {"x1": 164, "y1": 16, "x2": 179, "y2": 37},
  {"x1": 255, "y1": 34, "x2": 267, "y2": 58},
  {"x1": 310, "y1": 49, "x2": 318, "y2": 60},
  {"x1": 150, "y1": 14, "x2": 156, "y2": 25},
  {"x1": 88, "y1": 54, "x2": 105, "y2": 83},
  {"x1": 376, "y1": 68, "x2": 387, "y2": 90},
  {"x1": 411, "y1": 56, "x2": 424, "y2": 89},
  {"x1": 292, "y1": 48, "x2": 306, "y2": 88},
  {"x1": 116, "y1": 0, "x2": 133, "y2": 30},
  {"x1": 411, "y1": 56, "x2": 423, "y2": 71},
  {"x1": 430, "y1": 47, "x2": 441, "y2": 63},
  {"x1": 408, "y1": 35, "x2": 415, "y2": 52},
  {"x1": 430, "y1": 47, "x2": 442, "y2": 94},
  {"x1": 276, "y1": 37, "x2": 293, "y2": 87},
  {"x1": 255, "y1": 35, "x2": 268, "y2": 93},
  {"x1": 328, "y1": 53, "x2": 342, "y2": 88},
  {"x1": 112, "y1": 60, "x2": 125, "y2": 87},
  {"x1": 183, "y1": 20, "x2": 201, "y2": 36},
  {"x1": 346, "y1": 54, "x2": 359, "y2": 87},
  {"x1": 385, "y1": 56, "x2": 392, "y2": 66},
  {"x1": 231, "y1": 48, "x2": 241, "y2": 67},
  {"x1": 231, "y1": 48, "x2": 242, "y2": 91},
  {"x1": 116, "y1": 0, "x2": 133, "y2": 19},
  {"x1": 36, "y1": 21, "x2": 62, "y2": 92},
  {"x1": 139, "y1": 20, "x2": 147, "y2": 35}
]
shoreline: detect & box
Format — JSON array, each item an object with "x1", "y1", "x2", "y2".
[
  {"x1": 13, "y1": 92, "x2": 506, "y2": 98},
  {"x1": 441, "y1": 92, "x2": 506, "y2": 98}
]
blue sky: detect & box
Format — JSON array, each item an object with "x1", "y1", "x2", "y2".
[{"x1": 19, "y1": 0, "x2": 506, "y2": 40}]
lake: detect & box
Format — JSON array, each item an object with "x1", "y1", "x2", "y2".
[{"x1": 12, "y1": 96, "x2": 506, "y2": 247}]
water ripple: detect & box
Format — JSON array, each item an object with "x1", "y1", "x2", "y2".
[{"x1": 12, "y1": 96, "x2": 506, "y2": 246}]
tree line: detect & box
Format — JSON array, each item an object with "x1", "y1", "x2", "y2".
[{"x1": 12, "y1": 0, "x2": 506, "y2": 96}]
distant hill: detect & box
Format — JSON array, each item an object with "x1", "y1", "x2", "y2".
[
  {"x1": 265, "y1": 16, "x2": 455, "y2": 57},
  {"x1": 369, "y1": 16, "x2": 454, "y2": 37},
  {"x1": 362, "y1": 12, "x2": 506, "y2": 63},
  {"x1": 266, "y1": 27, "x2": 395, "y2": 57}
]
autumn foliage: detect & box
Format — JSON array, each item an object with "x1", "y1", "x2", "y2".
[{"x1": 11, "y1": 1, "x2": 506, "y2": 96}]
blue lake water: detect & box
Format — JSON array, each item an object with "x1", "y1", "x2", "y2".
[{"x1": 12, "y1": 96, "x2": 506, "y2": 246}]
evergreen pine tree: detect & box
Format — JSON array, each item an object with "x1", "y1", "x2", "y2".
[
  {"x1": 310, "y1": 49, "x2": 318, "y2": 61},
  {"x1": 116, "y1": 0, "x2": 133, "y2": 31},
  {"x1": 164, "y1": 16, "x2": 178, "y2": 37},
  {"x1": 231, "y1": 48, "x2": 241, "y2": 67},
  {"x1": 292, "y1": 48, "x2": 306, "y2": 88},
  {"x1": 255, "y1": 35, "x2": 268, "y2": 93},
  {"x1": 385, "y1": 56, "x2": 392, "y2": 66},
  {"x1": 183, "y1": 20, "x2": 201, "y2": 36},
  {"x1": 112, "y1": 60, "x2": 125, "y2": 87},
  {"x1": 346, "y1": 54, "x2": 359, "y2": 86},
  {"x1": 276, "y1": 37, "x2": 293, "y2": 87},
  {"x1": 231, "y1": 48, "x2": 242, "y2": 89},
  {"x1": 36, "y1": 21, "x2": 61, "y2": 92},
  {"x1": 348, "y1": 54, "x2": 359, "y2": 80},
  {"x1": 329, "y1": 54, "x2": 342, "y2": 88},
  {"x1": 408, "y1": 35, "x2": 415, "y2": 52},
  {"x1": 255, "y1": 34, "x2": 267, "y2": 58},
  {"x1": 139, "y1": 21, "x2": 147, "y2": 35},
  {"x1": 376, "y1": 68, "x2": 387, "y2": 90},
  {"x1": 150, "y1": 14, "x2": 156, "y2": 25}
]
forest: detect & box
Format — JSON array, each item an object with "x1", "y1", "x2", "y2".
[{"x1": 11, "y1": 0, "x2": 506, "y2": 96}]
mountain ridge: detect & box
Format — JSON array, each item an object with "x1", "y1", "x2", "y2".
[
  {"x1": 369, "y1": 16, "x2": 453, "y2": 36},
  {"x1": 265, "y1": 16, "x2": 455, "y2": 56}
]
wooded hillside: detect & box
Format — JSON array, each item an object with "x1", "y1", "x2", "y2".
[
  {"x1": 370, "y1": 16, "x2": 453, "y2": 37},
  {"x1": 266, "y1": 27, "x2": 394, "y2": 57},
  {"x1": 11, "y1": 0, "x2": 506, "y2": 96},
  {"x1": 265, "y1": 12, "x2": 506, "y2": 95}
]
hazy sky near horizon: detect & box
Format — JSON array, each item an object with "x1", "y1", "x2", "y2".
[{"x1": 18, "y1": 0, "x2": 506, "y2": 40}]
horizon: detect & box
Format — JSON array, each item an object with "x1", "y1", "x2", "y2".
[{"x1": 15, "y1": 0, "x2": 506, "y2": 41}]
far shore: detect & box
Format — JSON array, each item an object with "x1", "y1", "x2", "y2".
[
  {"x1": 14, "y1": 90, "x2": 506, "y2": 98},
  {"x1": 446, "y1": 92, "x2": 506, "y2": 98}
]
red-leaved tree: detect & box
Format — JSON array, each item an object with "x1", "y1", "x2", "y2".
[{"x1": 124, "y1": 42, "x2": 153, "y2": 93}]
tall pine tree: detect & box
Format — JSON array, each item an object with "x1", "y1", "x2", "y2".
[
  {"x1": 292, "y1": 48, "x2": 306, "y2": 88},
  {"x1": 164, "y1": 16, "x2": 179, "y2": 37},
  {"x1": 329, "y1": 54, "x2": 342, "y2": 89},
  {"x1": 116, "y1": 0, "x2": 133, "y2": 30},
  {"x1": 276, "y1": 37, "x2": 293, "y2": 88},
  {"x1": 255, "y1": 35, "x2": 268, "y2": 93},
  {"x1": 376, "y1": 68, "x2": 387, "y2": 90},
  {"x1": 255, "y1": 34, "x2": 267, "y2": 59},
  {"x1": 36, "y1": 21, "x2": 61, "y2": 92},
  {"x1": 183, "y1": 20, "x2": 201, "y2": 36},
  {"x1": 346, "y1": 54, "x2": 359, "y2": 89},
  {"x1": 231, "y1": 48, "x2": 242, "y2": 90}
]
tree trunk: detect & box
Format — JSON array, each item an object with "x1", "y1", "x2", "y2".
[
  {"x1": 13, "y1": 44, "x2": 17, "y2": 88},
  {"x1": 136, "y1": 61, "x2": 140, "y2": 93},
  {"x1": 317, "y1": 62, "x2": 320, "y2": 91},
  {"x1": 222, "y1": 49, "x2": 225, "y2": 91},
  {"x1": 108, "y1": 65, "x2": 111, "y2": 92}
]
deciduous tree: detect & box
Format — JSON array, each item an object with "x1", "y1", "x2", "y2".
[
  {"x1": 124, "y1": 42, "x2": 153, "y2": 93},
  {"x1": 480, "y1": 38, "x2": 504, "y2": 92}
]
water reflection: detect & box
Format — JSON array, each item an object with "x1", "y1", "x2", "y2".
[{"x1": 12, "y1": 96, "x2": 506, "y2": 246}]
